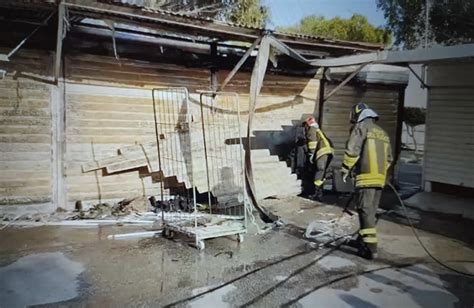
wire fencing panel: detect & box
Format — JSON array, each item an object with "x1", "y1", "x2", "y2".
[
  {"x1": 199, "y1": 92, "x2": 245, "y2": 217},
  {"x1": 151, "y1": 89, "x2": 247, "y2": 249},
  {"x1": 151, "y1": 87, "x2": 197, "y2": 224}
]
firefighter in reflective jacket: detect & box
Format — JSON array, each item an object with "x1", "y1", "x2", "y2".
[
  {"x1": 304, "y1": 116, "x2": 335, "y2": 201},
  {"x1": 341, "y1": 103, "x2": 392, "y2": 260}
]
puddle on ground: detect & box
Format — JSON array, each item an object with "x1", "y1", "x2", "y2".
[
  {"x1": 298, "y1": 264, "x2": 459, "y2": 308},
  {"x1": 318, "y1": 256, "x2": 355, "y2": 270},
  {"x1": 189, "y1": 284, "x2": 236, "y2": 307},
  {"x1": 0, "y1": 252, "x2": 84, "y2": 307}
]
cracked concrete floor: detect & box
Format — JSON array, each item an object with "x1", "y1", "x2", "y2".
[{"x1": 0, "y1": 196, "x2": 473, "y2": 307}]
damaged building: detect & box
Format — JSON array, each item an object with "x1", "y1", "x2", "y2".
[
  {"x1": 0, "y1": 0, "x2": 408, "y2": 214},
  {"x1": 1, "y1": 1, "x2": 474, "y2": 306}
]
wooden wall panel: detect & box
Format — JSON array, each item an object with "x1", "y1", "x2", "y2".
[
  {"x1": 64, "y1": 87, "x2": 178, "y2": 207},
  {"x1": 1, "y1": 50, "x2": 405, "y2": 211},
  {"x1": 62, "y1": 54, "x2": 211, "y2": 207},
  {"x1": 63, "y1": 58, "x2": 318, "y2": 206},
  {"x1": 217, "y1": 70, "x2": 320, "y2": 154},
  {"x1": 0, "y1": 52, "x2": 53, "y2": 206},
  {"x1": 65, "y1": 54, "x2": 210, "y2": 91}
]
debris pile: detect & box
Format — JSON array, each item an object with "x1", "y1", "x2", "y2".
[
  {"x1": 149, "y1": 195, "x2": 195, "y2": 213},
  {"x1": 305, "y1": 213, "x2": 358, "y2": 243},
  {"x1": 0, "y1": 194, "x2": 206, "y2": 230},
  {"x1": 73, "y1": 197, "x2": 151, "y2": 219},
  {"x1": 0, "y1": 196, "x2": 160, "y2": 229}
]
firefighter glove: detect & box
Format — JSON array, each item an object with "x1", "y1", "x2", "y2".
[{"x1": 341, "y1": 166, "x2": 350, "y2": 183}]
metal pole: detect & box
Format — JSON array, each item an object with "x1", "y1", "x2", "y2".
[
  {"x1": 199, "y1": 93, "x2": 212, "y2": 213},
  {"x1": 425, "y1": 0, "x2": 430, "y2": 48},
  {"x1": 235, "y1": 94, "x2": 247, "y2": 227},
  {"x1": 152, "y1": 89, "x2": 165, "y2": 224}
]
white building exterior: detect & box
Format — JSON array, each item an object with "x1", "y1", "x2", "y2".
[
  {"x1": 403, "y1": 64, "x2": 427, "y2": 151},
  {"x1": 313, "y1": 43, "x2": 474, "y2": 193},
  {"x1": 424, "y1": 61, "x2": 474, "y2": 191}
]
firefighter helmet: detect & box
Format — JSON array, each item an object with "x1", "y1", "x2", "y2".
[
  {"x1": 350, "y1": 103, "x2": 379, "y2": 123},
  {"x1": 350, "y1": 103, "x2": 369, "y2": 123}
]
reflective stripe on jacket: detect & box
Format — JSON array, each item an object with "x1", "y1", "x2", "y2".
[
  {"x1": 306, "y1": 126, "x2": 334, "y2": 163},
  {"x1": 343, "y1": 119, "x2": 393, "y2": 188}
]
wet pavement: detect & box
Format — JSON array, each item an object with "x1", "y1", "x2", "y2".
[{"x1": 1, "y1": 196, "x2": 473, "y2": 307}]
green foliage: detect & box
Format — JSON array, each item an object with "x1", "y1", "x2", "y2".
[
  {"x1": 143, "y1": 0, "x2": 268, "y2": 28},
  {"x1": 278, "y1": 14, "x2": 391, "y2": 45},
  {"x1": 376, "y1": 0, "x2": 474, "y2": 48},
  {"x1": 227, "y1": 0, "x2": 269, "y2": 28},
  {"x1": 404, "y1": 107, "x2": 426, "y2": 128}
]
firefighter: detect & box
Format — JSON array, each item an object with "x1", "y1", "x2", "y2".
[
  {"x1": 341, "y1": 103, "x2": 392, "y2": 260},
  {"x1": 303, "y1": 116, "x2": 334, "y2": 201}
]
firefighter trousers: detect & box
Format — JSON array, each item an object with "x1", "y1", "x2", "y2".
[
  {"x1": 356, "y1": 188, "x2": 382, "y2": 252},
  {"x1": 313, "y1": 154, "x2": 332, "y2": 188}
]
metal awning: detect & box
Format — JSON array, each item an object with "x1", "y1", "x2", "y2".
[{"x1": 309, "y1": 43, "x2": 474, "y2": 67}]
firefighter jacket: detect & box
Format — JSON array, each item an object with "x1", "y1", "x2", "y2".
[
  {"x1": 342, "y1": 119, "x2": 393, "y2": 188},
  {"x1": 306, "y1": 125, "x2": 334, "y2": 164}
]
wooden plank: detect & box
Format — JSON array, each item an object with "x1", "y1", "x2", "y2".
[
  {"x1": 219, "y1": 37, "x2": 261, "y2": 92},
  {"x1": 0, "y1": 125, "x2": 51, "y2": 135}
]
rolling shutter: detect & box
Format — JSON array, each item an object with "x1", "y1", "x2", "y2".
[
  {"x1": 425, "y1": 87, "x2": 474, "y2": 187},
  {"x1": 322, "y1": 85, "x2": 399, "y2": 167}
]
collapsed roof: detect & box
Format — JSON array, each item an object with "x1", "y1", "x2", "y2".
[{"x1": 0, "y1": 0, "x2": 383, "y2": 60}]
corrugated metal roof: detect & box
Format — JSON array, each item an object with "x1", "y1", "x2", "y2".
[
  {"x1": 97, "y1": 0, "x2": 384, "y2": 51},
  {"x1": 327, "y1": 64, "x2": 409, "y2": 85},
  {"x1": 0, "y1": 0, "x2": 384, "y2": 53},
  {"x1": 100, "y1": 0, "x2": 268, "y2": 31}
]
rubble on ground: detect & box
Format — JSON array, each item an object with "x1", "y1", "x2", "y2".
[
  {"x1": 149, "y1": 195, "x2": 195, "y2": 213},
  {"x1": 0, "y1": 195, "x2": 206, "y2": 230},
  {"x1": 73, "y1": 196, "x2": 151, "y2": 219},
  {"x1": 0, "y1": 196, "x2": 157, "y2": 229}
]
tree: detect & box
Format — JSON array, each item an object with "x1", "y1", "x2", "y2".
[
  {"x1": 278, "y1": 14, "x2": 391, "y2": 45},
  {"x1": 227, "y1": 0, "x2": 269, "y2": 28},
  {"x1": 404, "y1": 107, "x2": 426, "y2": 153},
  {"x1": 143, "y1": 0, "x2": 268, "y2": 28},
  {"x1": 376, "y1": 0, "x2": 474, "y2": 48}
]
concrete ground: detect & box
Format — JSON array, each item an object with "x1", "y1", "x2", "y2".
[
  {"x1": 405, "y1": 192, "x2": 474, "y2": 221},
  {"x1": 1, "y1": 196, "x2": 474, "y2": 307},
  {"x1": 396, "y1": 151, "x2": 474, "y2": 220}
]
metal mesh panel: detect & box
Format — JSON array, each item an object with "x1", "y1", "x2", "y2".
[
  {"x1": 151, "y1": 87, "x2": 196, "y2": 223},
  {"x1": 151, "y1": 88, "x2": 247, "y2": 249},
  {"x1": 199, "y1": 91, "x2": 245, "y2": 217}
]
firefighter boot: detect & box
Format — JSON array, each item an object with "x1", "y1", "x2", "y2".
[
  {"x1": 309, "y1": 187, "x2": 323, "y2": 202},
  {"x1": 346, "y1": 235, "x2": 378, "y2": 260},
  {"x1": 358, "y1": 242, "x2": 378, "y2": 260}
]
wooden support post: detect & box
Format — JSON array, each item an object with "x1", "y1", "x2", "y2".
[
  {"x1": 218, "y1": 37, "x2": 261, "y2": 92},
  {"x1": 52, "y1": 1, "x2": 67, "y2": 208},
  {"x1": 317, "y1": 68, "x2": 326, "y2": 126},
  {"x1": 210, "y1": 41, "x2": 218, "y2": 91},
  {"x1": 54, "y1": 2, "x2": 65, "y2": 84},
  {"x1": 51, "y1": 76, "x2": 67, "y2": 210},
  {"x1": 323, "y1": 63, "x2": 369, "y2": 103},
  {"x1": 394, "y1": 86, "x2": 406, "y2": 165}
]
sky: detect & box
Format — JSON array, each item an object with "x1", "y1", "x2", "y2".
[{"x1": 262, "y1": 0, "x2": 387, "y2": 29}]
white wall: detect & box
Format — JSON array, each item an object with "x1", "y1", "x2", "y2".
[
  {"x1": 424, "y1": 61, "x2": 474, "y2": 189},
  {"x1": 403, "y1": 64, "x2": 427, "y2": 151}
]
